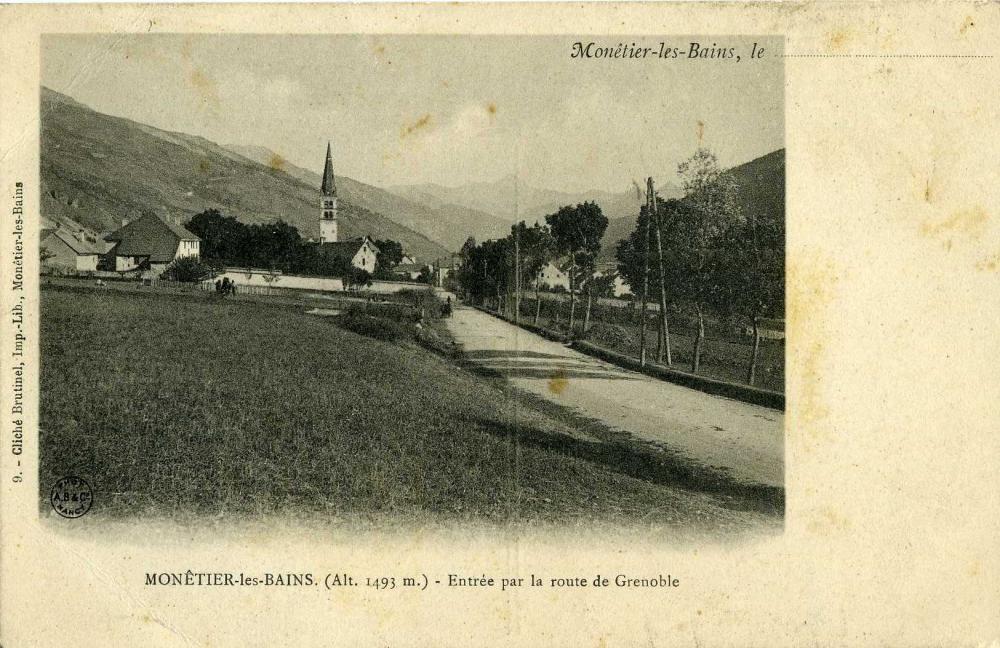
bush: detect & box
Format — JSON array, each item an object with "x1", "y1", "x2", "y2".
[
  {"x1": 161, "y1": 256, "x2": 211, "y2": 282},
  {"x1": 584, "y1": 322, "x2": 633, "y2": 349},
  {"x1": 337, "y1": 311, "x2": 410, "y2": 342}
]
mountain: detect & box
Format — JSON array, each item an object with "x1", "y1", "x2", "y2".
[
  {"x1": 390, "y1": 175, "x2": 682, "y2": 226},
  {"x1": 225, "y1": 144, "x2": 511, "y2": 250},
  {"x1": 39, "y1": 87, "x2": 450, "y2": 262},
  {"x1": 597, "y1": 149, "x2": 786, "y2": 263}
]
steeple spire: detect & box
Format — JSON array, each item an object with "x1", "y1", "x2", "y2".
[{"x1": 321, "y1": 141, "x2": 337, "y2": 196}]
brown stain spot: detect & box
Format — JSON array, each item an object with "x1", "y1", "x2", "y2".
[
  {"x1": 547, "y1": 369, "x2": 568, "y2": 395},
  {"x1": 400, "y1": 114, "x2": 432, "y2": 139},
  {"x1": 966, "y1": 559, "x2": 980, "y2": 577},
  {"x1": 807, "y1": 506, "x2": 851, "y2": 535},
  {"x1": 696, "y1": 120, "x2": 704, "y2": 144},
  {"x1": 487, "y1": 102, "x2": 497, "y2": 116},
  {"x1": 975, "y1": 253, "x2": 999, "y2": 272},
  {"x1": 198, "y1": 159, "x2": 210, "y2": 173},
  {"x1": 268, "y1": 152, "x2": 286, "y2": 171},
  {"x1": 959, "y1": 16, "x2": 975, "y2": 35},
  {"x1": 787, "y1": 257, "x2": 837, "y2": 428},
  {"x1": 919, "y1": 206, "x2": 989, "y2": 245},
  {"x1": 189, "y1": 68, "x2": 221, "y2": 112},
  {"x1": 826, "y1": 28, "x2": 851, "y2": 52}
]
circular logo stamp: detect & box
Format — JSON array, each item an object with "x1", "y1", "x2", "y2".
[{"x1": 50, "y1": 476, "x2": 93, "y2": 519}]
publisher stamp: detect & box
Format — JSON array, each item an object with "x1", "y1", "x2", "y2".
[{"x1": 50, "y1": 476, "x2": 93, "y2": 518}]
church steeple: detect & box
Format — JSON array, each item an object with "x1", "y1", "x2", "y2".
[
  {"x1": 321, "y1": 141, "x2": 337, "y2": 197},
  {"x1": 318, "y1": 141, "x2": 338, "y2": 243}
]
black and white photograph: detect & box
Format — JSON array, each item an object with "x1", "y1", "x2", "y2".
[
  {"x1": 4, "y1": 3, "x2": 1000, "y2": 647},
  {"x1": 37, "y1": 33, "x2": 784, "y2": 537}
]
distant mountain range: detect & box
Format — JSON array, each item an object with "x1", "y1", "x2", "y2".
[
  {"x1": 40, "y1": 86, "x2": 782, "y2": 265},
  {"x1": 389, "y1": 175, "x2": 682, "y2": 226},
  {"x1": 40, "y1": 88, "x2": 450, "y2": 262},
  {"x1": 225, "y1": 144, "x2": 513, "y2": 250}
]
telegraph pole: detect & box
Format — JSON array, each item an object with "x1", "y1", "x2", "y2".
[
  {"x1": 639, "y1": 179, "x2": 652, "y2": 366},
  {"x1": 650, "y1": 177, "x2": 672, "y2": 365}
]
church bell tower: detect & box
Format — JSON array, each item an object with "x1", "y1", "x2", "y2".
[{"x1": 319, "y1": 142, "x2": 338, "y2": 243}]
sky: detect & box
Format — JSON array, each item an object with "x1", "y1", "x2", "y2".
[{"x1": 43, "y1": 34, "x2": 783, "y2": 194}]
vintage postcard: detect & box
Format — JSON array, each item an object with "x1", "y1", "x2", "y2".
[{"x1": 1, "y1": 3, "x2": 998, "y2": 646}]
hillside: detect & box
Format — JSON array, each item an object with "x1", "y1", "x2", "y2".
[
  {"x1": 226, "y1": 144, "x2": 512, "y2": 250},
  {"x1": 40, "y1": 88, "x2": 450, "y2": 262},
  {"x1": 390, "y1": 175, "x2": 682, "y2": 225},
  {"x1": 597, "y1": 149, "x2": 786, "y2": 262}
]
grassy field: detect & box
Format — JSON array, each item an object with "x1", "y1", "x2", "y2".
[
  {"x1": 40, "y1": 285, "x2": 776, "y2": 532},
  {"x1": 517, "y1": 296, "x2": 785, "y2": 393}
]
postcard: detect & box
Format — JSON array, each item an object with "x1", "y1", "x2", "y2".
[{"x1": 1, "y1": 3, "x2": 997, "y2": 646}]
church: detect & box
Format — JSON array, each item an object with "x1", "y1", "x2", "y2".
[{"x1": 313, "y1": 142, "x2": 380, "y2": 273}]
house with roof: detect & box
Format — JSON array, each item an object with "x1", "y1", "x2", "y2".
[
  {"x1": 535, "y1": 261, "x2": 571, "y2": 291},
  {"x1": 316, "y1": 236, "x2": 380, "y2": 274},
  {"x1": 40, "y1": 228, "x2": 107, "y2": 272},
  {"x1": 104, "y1": 213, "x2": 200, "y2": 274},
  {"x1": 393, "y1": 262, "x2": 426, "y2": 281}
]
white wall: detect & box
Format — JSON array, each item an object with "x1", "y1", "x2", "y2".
[
  {"x1": 75, "y1": 254, "x2": 99, "y2": 272},
  {"x1": 216, "y1": 269, "x2": 429, "y2": 295},
  {"x1": 218, "y1": 269, "x2": 344, "y2": 292},
  {"x1": 175, "y1": 240, "x2": 200, "y2": 259}
]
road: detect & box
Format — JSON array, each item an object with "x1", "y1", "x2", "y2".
[{"x1": 444, "y1": 305, "x2": 784, "y2": 492}]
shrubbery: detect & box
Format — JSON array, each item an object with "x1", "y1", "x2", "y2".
[
  {"x1": 161, "y1": 256, "x2": 211, "y2": 282},
  {"x1": 337, "y1": 310, "x2": 411, "y2": 342}
]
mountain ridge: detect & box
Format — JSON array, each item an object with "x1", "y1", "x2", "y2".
[
  {"x1": 224, "y1": 143, "x2": 514, "y2": 250},
  {"x1": 39, "y1": 87, "x2": 450, "y2": 262}
]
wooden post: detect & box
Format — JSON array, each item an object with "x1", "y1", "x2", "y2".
[
  {"x1": 639, "y1": 183, "x2": 652, "y2": 366},
  {"x1": 514, "y1": 226, "x2": 521, "y2": 325},
  {"x1": 650, "y1": 178, "x2": 672, "y2": 366}
]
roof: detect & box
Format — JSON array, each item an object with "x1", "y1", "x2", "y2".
[
  {"x1": 395, "y1": 263, "x2": 424, "y2": 273},
  {"x1": 104, "y1": 214, "x2": 200, "y2": 263},
  {"x1": 41, "y1": 228, "x2": 103, "y2": 255},
  {"x1": 316, "y1": 236, "x2": 379, "y2": 263},
  {"x1": 321, "y1": 142, "x2": 337, "y2": 196}
]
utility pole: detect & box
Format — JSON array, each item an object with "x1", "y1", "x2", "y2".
[
  {"x1": 650, "y1": 177, "x2": 672, "y2": 365},
  {"x1": 639, "y1": 180, "x2": 652, "y2": 366},
  {"x1": 514, "y1": 224, "x2": 521, "y2": 325}
]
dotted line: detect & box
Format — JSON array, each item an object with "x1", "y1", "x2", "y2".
[{"x1": 783, "y1": 54, "x2": 993, "y2": 59}]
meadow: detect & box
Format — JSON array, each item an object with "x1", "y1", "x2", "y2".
[{"x1": 40, "y1": 286, "x2": 776, "y2": 532}]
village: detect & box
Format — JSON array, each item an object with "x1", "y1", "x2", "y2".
[
  {"x1": 39, "y1": 141, "x2": 630, "y2": 300},
  {"x1": 36, "y1": 34, "x2": 785, "y2": 534}
]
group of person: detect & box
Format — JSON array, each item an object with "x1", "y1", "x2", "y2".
[{"x1": 214, "y1": 277, "x2": 238, "y2": 296}]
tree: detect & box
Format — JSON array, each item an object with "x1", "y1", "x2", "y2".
[
  {"x1": 344, "y1": 267, "x2": 373, "y2": 290},
  {"x1": 676, "y1": 148, "x2": 740, "y2": 373},
  {"x1": 589, "y1": 273, "x2": 618, "y2": 300},
  {"x1": 161, "y1": 256, "x2": 211, "y2": 282},
  {"x1": 713, "y1": 193, "x2": 784, "y2": 385},
  {"x1": 185, "y1": 209, "x2": 249, "y2": 266},
  {"x1": 545, "y1": 202, "x2": 608, "y2": 335},
  {"x1": 374, "y1": 239, "x2": 404, "y2": 277},
  {"x1": 507, "y1": 221, "x2": 554, "y2": 325}
]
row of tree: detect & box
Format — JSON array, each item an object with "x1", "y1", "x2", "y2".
[
  {"x1": 456, "y1": 201, "x2": 610, "y2": 332},
  {"x1": 455, "y1": 147, "x2": 783, "y2": 386},
  {"x1": 614, "y1": 148, "x2": 783, "y2": 384},
  {"x1": 183, "y1": 209, "x2": 408, "y2": 285}
]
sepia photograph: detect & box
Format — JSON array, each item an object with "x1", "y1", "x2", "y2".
[
  {"x1": 3, "y1": 3, "x2": 999, "y2": 646},
  {"x1": 37, "y1": 34, "x2": 785, "y2": 539}
]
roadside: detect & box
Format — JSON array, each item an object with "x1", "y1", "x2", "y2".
[{"x1": 444, "y1": 304, "x2": 785, "y2": 500}]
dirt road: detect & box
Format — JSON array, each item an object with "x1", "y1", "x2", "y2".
[{"x1": 445, "y1": 305, "x2": 784, "y2": 492}]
